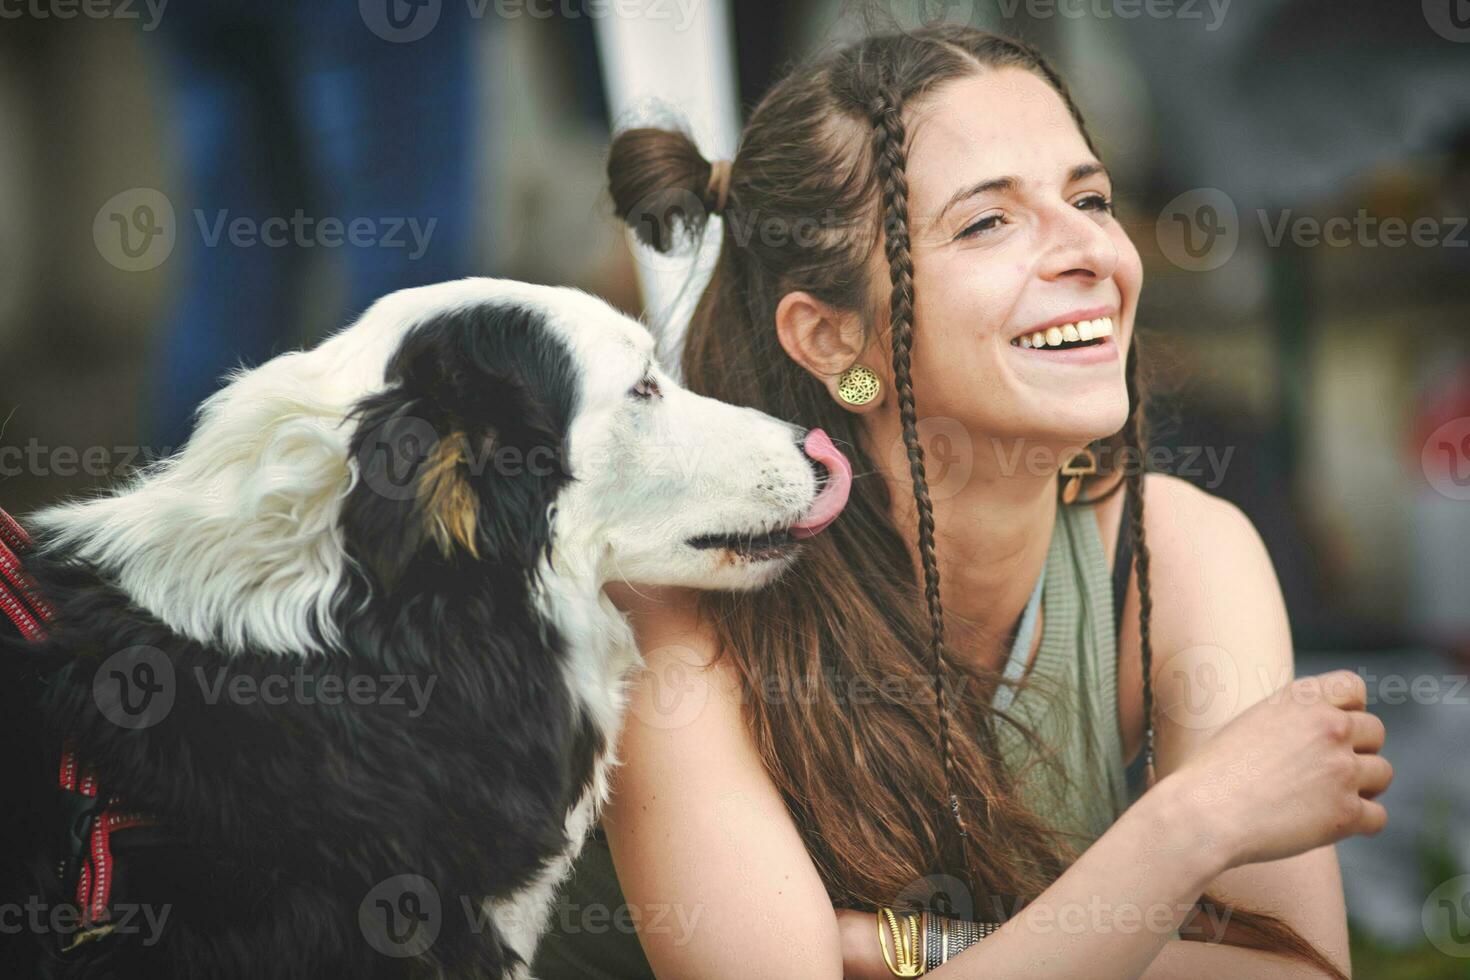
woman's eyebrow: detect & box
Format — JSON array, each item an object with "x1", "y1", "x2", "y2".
[{"x1": 928, "y1": 161, "x2": 1111, "y2": 231}]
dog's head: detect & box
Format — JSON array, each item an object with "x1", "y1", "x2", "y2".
[
  {"x1": 336, "y1": 279, "x2": 851, "y2": 598},
  {"x1": 34, "y1": 279, "x2": 849, "y2": 656}
]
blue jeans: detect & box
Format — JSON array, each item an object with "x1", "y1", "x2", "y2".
[{"x1": 151, "y1": 0, "x2": 477, "y2": 450}]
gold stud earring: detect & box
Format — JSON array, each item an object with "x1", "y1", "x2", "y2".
[
  {"x1": 836, "y1": 364, "x2": 881, "y2": 406},
  {"x1": 1060, "y1": 448, "x2": 1098, "y2": 504}
]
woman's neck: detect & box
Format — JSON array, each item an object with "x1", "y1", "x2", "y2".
[{"x1": 870, "y1": 420, "x2": 1078, "y2": 670}]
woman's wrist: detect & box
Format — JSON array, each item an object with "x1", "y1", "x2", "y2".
[{"x1": 1135, "y1": 769, "x2": 1238, "y2": 884}]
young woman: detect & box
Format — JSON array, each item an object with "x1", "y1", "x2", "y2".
[{"x1": 534, "y1": 26, "x2": 1390, "y2": 979}]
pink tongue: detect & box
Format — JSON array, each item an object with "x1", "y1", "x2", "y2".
[{"x1": 791, "y1": 428, "x2": 852, "y2": 539}]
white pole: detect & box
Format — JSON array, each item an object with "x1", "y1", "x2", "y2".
[{"x1": 593, "y1": 2, "x2": 740, "y2": 372}]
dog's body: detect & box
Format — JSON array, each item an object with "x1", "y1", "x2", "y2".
[{"x1": 0, "y1": 279, "x2": 849, "y2": 978}]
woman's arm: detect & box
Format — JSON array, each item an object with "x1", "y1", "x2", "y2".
[
  {"x1": 1125, "y1": 474, "x2": 1360, "y2": 977},
  {"x1": 601, "y1": 589, "x2": 844, "y2": 979},
  {"x1": 603, "y1": 581, "x2": 1385, "y2": 980}
]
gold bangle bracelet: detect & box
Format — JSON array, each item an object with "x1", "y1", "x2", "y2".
[{"x1": 877, "y1": 906, "x2": 925, "y2": 977}]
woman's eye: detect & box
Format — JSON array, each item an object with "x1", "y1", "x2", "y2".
[
  {"x1": 632, "y1": 376, "x2": 662, "y2": 399},
  {"x1": 956, "y1": 213, "x2": 1005, "y2": 240},
  {"x1": 1076, "y1": 193, "x2": 1115, "y2": 214}
]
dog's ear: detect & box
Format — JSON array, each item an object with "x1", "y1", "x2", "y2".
[{"x1": 340, "y1": 305, "x2": 575, "y2": 593}]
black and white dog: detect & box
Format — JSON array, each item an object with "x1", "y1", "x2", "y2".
[{"x1": 0, "y1": 278, "x2": 851, "y2": 979}]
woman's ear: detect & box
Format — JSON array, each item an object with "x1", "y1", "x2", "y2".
[{"x1": 774, "y1": 291, "x2": 884, "y2": 412}]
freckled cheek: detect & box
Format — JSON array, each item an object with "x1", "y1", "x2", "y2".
[{"x1": 913, "y1": 254, "x2": 1028, "y2": 352}]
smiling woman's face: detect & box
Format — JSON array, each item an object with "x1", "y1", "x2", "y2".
[{"x1": 888, "y1": 67, "x2": 1142, "y2": 446}]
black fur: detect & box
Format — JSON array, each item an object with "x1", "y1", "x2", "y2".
[{"x1": 0, "y1": 302, "x2": 605, "y2": 979}]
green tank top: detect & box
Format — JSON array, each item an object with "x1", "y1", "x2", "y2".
[{"x1": 532, "y1": 499, "x2": 1130, "y2": 979}]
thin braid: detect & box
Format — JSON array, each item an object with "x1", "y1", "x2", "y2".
[
  {"x1": 1120, "y1": 334, "x2": 1156, "y2": 780},
  {"x1": 866, "y1": 88, "x2": 972, "y2": 848}
]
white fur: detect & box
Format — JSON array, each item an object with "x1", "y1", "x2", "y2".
[{"x1": 32, "y1": 278, "x2": 822, "y2": 970}]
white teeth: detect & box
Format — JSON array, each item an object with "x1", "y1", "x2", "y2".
[{"x1": 1014, "y1": 316, "x2": 1115, "y2": 349}]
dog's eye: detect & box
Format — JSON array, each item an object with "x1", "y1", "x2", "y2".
[{"x1": 631, "y1": 376, "x2": 662, "y2": 400}]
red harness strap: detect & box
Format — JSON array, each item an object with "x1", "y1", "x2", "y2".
[{"x1": 0, "y1": 505, "x2": 156, "y2": 942}]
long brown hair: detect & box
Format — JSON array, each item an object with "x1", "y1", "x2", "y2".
[{"x1": 609, "y1": 24, "x2": 1344, "y2": 978}]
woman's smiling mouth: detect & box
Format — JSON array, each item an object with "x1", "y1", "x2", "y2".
[
  {"x1": 1010, "y1": 314, "x2": 1115, "y2": 351},
  {"x1": 1008, "y1": 310, "x2": 1120, "y2": 365}
]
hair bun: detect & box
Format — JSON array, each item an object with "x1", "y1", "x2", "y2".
[{"x1": 607, "y1": 126, "x2": 727, "y2": 254}]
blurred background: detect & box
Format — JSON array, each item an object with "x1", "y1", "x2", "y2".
[{"x1": 0, "y1": 0, "x2": 1467, "y2": 974}]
